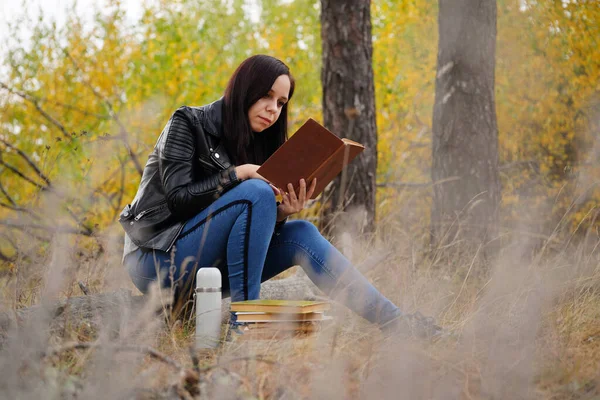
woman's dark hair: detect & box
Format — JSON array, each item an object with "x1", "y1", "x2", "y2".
[{"x1": 222, "y1": 55, "x2": 295, "y2": 165}]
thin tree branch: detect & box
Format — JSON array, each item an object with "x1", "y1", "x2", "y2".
[
  {"x1": 0, "y1": 146, "x2": 90, "y2": 234},
  {"x1": 0, "y1": 181, "x2": 17, "y2": 206},
  {"x1": 111, "y1": 157, "x2": 127, "y2": 220},
  {"x1": 92, "y1": 156, "x2": 135, "y2": 195},
  {"x1": 0, "y1": 245, "x2": 16, "y2": 262},
  {"x1": 199, "y1": 355, "x2": 280, "y2": 373},
  {"x1": 0, "y1": 158, "x2": 49, "y2": 191},
  {"x1": 0, "y1": 248, "x2": 13, "y2": 262},
  {"x1": 0, "y1": 201, "x2": 26, "y2": 211},
  {"x1": 377, "y1": 176, "x2": 461, "y2": 189},
  {"x1": 378, "y1": 161, "x2": 546, "y2": 190},
  {"x1": 0, "y1": 201, "x2": 43, "y2": 221},
  {"x1": 498, "y1": 159, "x2": 540, "y2": 171},
  {"x1": 62, "y1": 49, "x2": 143, "y2": 176},
  {"x1": 377, "y1": 181, "x2": 431, "y2": 188},
  {"x1": 44, "y1": 342, "x2": 183, "y2": 371},
  {"x1": 2, "y1": 224, "x2": 50, "y2": 244},
  {"x1": 37, "y1": 97, "x2": 111, "y2": 120},
  {"x1": 64, "y1": 210, "x2": 93, "y2": 236},
  {"x1": 0, "y1": 82, "x2": 72, "y2": 139},
  {"x1": 0, "y1": 137, "x2": 51, "y2": 186},
  {"x1": 0, "y1": 233, "x2": 18, "y2": 250},
  {"x1": 0, "y1": 183, "x2": 93, "y2": 236},
  {"x1": 89, "y1": 147, "x2": 147, "y2": 202},
  {"x1": 0, "y1": 220, "x2": 92, "y2": 236}
]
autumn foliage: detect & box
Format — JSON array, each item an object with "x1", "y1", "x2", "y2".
[{"x1": 0, "y1": 0, "x2": 598, "y2": 261}]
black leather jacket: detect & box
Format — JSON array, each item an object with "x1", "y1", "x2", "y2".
[{"x1": 119, "y1": 98, "x2": 241, "y2": 252}]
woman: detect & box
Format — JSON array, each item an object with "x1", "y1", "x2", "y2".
[{"x1": 120, "y1": 55, "x2": 440, "y2": 338}]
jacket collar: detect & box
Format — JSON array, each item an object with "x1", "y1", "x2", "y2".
[{"x1": 201, "y1": 98, "x2": 224, "y2": 138}]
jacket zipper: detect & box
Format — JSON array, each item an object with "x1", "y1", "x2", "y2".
[
  {"x1": 134, "y1": 201, "x2": 166, "y2": 221},
  {"x1": 133, "y1": 210, "x2": 149, "y2": 221}
]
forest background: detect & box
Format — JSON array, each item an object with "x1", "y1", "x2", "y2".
[
  {"x1": 0, "y1": 0, "x2": 599, "y2": 399},
  {"x1": 1, "y1": 0, "x2": 599, "y2": 258}
]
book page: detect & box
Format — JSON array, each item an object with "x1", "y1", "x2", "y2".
[{"x1": 341, "y1": 138, "x2": 364, "y2": 148}]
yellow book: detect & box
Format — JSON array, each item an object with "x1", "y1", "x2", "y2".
[
  {"x1": 230, "y1": 299, "x2": 330, "y2": 314},
  {"x1": 235, "y1": 311, "x2": 324, "y2": 323}
]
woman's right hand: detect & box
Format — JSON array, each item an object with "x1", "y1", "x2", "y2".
[
  {"x1": 235, "y1": 164, "x2": 280, "y2": 196},
  {"x1": 235, "y1": 164, "x2": 266, "y2": 181}
]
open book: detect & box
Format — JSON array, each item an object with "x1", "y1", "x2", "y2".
[{"x1": 257, "y1": 118, "x2": 364, "y2": 199}]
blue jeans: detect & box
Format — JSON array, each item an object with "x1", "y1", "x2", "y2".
[{"x1": 124, "y1": 179, "x2": 401, "y2": 325}]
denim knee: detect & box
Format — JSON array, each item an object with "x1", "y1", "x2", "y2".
[
  {"x1": 285, "y1": 220, "x2": 321, "y2": 240},
  {"x1": 238, "y1": 179, "x2": 276, "y2": 205}
]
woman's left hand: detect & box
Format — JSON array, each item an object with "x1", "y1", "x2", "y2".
[{"x1": 276, "y1": 178, "x2": 317, "y2": 221}]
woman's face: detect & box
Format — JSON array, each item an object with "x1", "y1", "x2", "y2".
[{"x1": 248, "y1": 74, "x2": 291, "y2": 133}]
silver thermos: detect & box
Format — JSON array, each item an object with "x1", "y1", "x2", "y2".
[{"x1": 195, "y1": 267, "x2": 222, "y2": 348}]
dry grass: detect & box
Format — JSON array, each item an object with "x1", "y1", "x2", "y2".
[{"x1": 0, "y1": 209, "x2": 599, "y2": 400}]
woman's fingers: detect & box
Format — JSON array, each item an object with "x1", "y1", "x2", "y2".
[
  {"x1": 270, "y1": 184, "x2": 281, "y2": 196},
  {"x1": 298, "y1": 179, "x2": 306, "y2": 205},
  {"x1": 287, "y1": 183, "x2": 298, "y2": 203},
  {"x1": 280, "y1": 179, "x2": 314, "y2": 215}
]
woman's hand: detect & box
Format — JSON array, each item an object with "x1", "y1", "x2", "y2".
[
  {"x1": 276, "y1": 178, "x2": 317, "y2": 221},
  {"x1": 235, "y1": 164, "x2": 266, "y2": 181},
  {"x1": 235, "y1": 164, "x2": 280, "y2": 195}
]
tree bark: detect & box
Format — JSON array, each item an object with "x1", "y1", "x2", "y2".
[
  {"x1": 431, "y1": 0, "x2": 501, "y2": 247},
  {"x1": 320, "y1": 0, "x2": 377, "y2": 235}
]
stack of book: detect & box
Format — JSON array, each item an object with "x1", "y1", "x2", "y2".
[{"x1": 230, "y1": 299, "x2": 331, "y2": 339}]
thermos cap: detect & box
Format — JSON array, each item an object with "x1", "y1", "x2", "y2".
[{"x1": 196, "y1": 267, "x2": 222, "y2": 289}]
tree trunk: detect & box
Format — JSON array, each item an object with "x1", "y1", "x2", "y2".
[
  {"x1": 320, "y1": 0, "x2": 377, "y2": 235},
  {"x1": 431, "y1": 0, "x2": 501, "y2": 247}
]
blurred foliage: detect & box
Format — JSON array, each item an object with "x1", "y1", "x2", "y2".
[
  {"x1": 0, "y1": 0, "x2": 598, "y2": 261},
  {"x1": 495, "y1": 0, "x2": 600, "y2": 235}
]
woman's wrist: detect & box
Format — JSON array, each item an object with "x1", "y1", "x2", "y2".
[
  {"x1": 275, "y1": 214, "x2": 288, "y2": 227},
  {"x1": 276, "y1": 207, "x2": 288, "y2": 222},
  {"x1": 234, "y1": 166, "x2": 246, "y2": 181}
]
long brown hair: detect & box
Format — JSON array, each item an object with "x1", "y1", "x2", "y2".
[{"x1": 222, "y1": 55, "x2": 295, "y2": 165}]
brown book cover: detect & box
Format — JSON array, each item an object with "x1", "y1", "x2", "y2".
[
  {"x1": 257, "y1": 118, "x2": 365, "y2": 199},
  {"x1": 230, "y1": 299, "x2": 330, "y2": 314}
]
